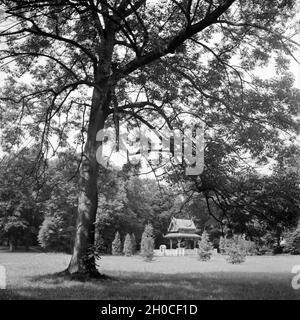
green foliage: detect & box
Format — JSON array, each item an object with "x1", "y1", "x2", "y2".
[
  {"x1": 141, "y1": 224, "x2": 154, "y2": 261},
  {"x1": 254, "y1": 233, "x2": 275, "y2": 255},
  {"x1": 95, "y1": 233, "x2": 106, "y2": 254},
  {"x1": 283, "y1": 221, "x2": 300, "y2": 254},
  {"x1": 202, "y1": 167, "x2": 300, "y2": 253},
  {"x1": 243, "y1": 240, "x2": 258, "y2": 256},
  {"x1": 123, "y1": 233, "x2": 133, "y2": 256},
  {"x1": 197, "y1": 230, "x2": 213, "y2": 261},
  {"x1": 0, "y1": 148, "x2": 43, "y2": 249},
  {"x1": 95, "y1": 166, "x2": 174, "y2": 254},
  {"x1": 82, "y1": 244, "x2": 102, "y2": 274},
  {"x1": 38, "y1": 215, "x2": 75, "y2": 253},
  {"x1": 0, "y1": 148, "x2": 79, "y2": 252},
  {"x1": 112, "y1": 231, "x2": 122, "y2": 256},
  {"x1": 37, "y1": 151, "x2": 78, "y2": 253},
  {"x1": 142, "y1": 223, "x2": 154, "y2": 238},
  {"x1": 0, "y1": 216, "x2": 28, "y2": 234},
  {"x1": 224, "y1": 235, "x2": 247, "y2": 264}
]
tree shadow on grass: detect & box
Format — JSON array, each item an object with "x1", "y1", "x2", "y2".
[
  {"x1": 2, "y1": 271, "x2": 299, "y2": 300},
  {"x1": 0, "y1": 290, "x2": 33, "y2": 300},
  {"x1": 31, "y1": 270, "x2": 116, "y2": 284}
]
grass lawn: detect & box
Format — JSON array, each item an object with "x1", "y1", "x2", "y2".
[{"x1": 0, "y1": 250, "x2": 299, "y2": 300}]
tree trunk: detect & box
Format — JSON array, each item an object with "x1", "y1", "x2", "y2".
[
  {"x1": 273, "y1": 228, "x2": 283, "y2": 254},
  {"x1": 67, "y1": 87, "x2": 109, "y2": 275},
  {"x1": 9, "y1": 236, "x2": 15, "y2": 252},
  {"x1": 66, "y1": 23, "x2": 116, "y2": 274}
]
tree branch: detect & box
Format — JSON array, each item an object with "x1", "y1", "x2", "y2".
[{"x1": 118, "y1": 0, "x2": 236, "y2": 77}]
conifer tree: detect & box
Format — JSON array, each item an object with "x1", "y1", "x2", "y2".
[
  {"x1": 141, "y1": 224, "x2": 154, "y2": 261},
  {"x1": 112, "y1": 231, "x2": 122, "y2": 256},
  {"x1": 123, "y1": 233, "x2": 133, "y2": 256},
  {"x1": 198, "y1": 230, "x2": 213, "y2": 261}
]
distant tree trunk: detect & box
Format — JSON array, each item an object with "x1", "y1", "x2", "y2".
[
  {"x1": 8, "y1": 235, "x2": 15, "y2": 252},
  {"x1": 67, "y1": 86, "x2": 110, "y2": 275},
  {"x1": 274, "y1": 227, "x2": 283, "y2": 254}
]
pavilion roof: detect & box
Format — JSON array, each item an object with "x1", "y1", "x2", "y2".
[{"x1": 167, "y1": 217, "x2": 197, "y2": 233}]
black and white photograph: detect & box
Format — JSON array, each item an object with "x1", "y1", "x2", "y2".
[{"x1": 0, "y1": 0, "x2": 299, "y2": 305}]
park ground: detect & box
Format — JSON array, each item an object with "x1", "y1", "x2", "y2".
[{"x1": 0, "y1": 250, "x2": 299, "y2": 300}]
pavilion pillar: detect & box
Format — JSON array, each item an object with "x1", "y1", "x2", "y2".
[
  {"x1": 170, "y1": 239, "x2": 173, "y2": 249},
  {"x1": 177, "y1": 239, "x2": 181, "y2": 256}
]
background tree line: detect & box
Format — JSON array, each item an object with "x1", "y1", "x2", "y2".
[{"x1": 0, "y1": 144, "x2": 299, "y2": 254}]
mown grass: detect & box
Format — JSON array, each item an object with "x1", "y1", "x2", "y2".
[{"x1": 0, "y1": 250, "x2": 299, "y2": 300}]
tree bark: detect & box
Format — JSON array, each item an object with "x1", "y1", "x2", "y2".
[
  {"x1": 67, "y1": 86, "x2": 109, "y2": 274},
  {"x1": 67, "y1": 20, "x2": 118, "y2": 275}
]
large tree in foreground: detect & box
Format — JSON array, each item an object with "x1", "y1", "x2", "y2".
[{"x1": 0, "y1": 0, "x2": 299, "y2": 274}]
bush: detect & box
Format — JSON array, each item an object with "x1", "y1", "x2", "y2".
[
  {"x1": 255, "y1": 233, "x2": 275, "y2": 255},
  {"x1": 112, "y1": 231, "x2": 122, "y2": 255},
  {"x1": 243, "y1": 239, "x2": 258, "y2": 256},
  {"x1": 123, "y1": 233, "x2": 133, "y2": 256},
  {"x1": 283, "y1": 222, "x2": 300, "y2": 255},
  {"x1": 141, "y1": 224, "x2": 154, "y2": 261},
  {"x1": 197, "y1": 231, "x2": 213, "y2": 261},
  {"x1": 257, "y1": 245, "x2": 273, "y2": 255},
  {"x1": 38, "y1": 215, "x2": 75, "y2": 253},
  {"x1": 82, "y1": 244, "x2": 102, "y2": 273},
  {"x1": 224, "y1": 235, "x2": 247, "y2": 264},
  {"x1": 95, "y1": 234, "x2": 106, "y2": 254}
]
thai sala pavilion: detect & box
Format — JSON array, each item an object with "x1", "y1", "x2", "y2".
[{"x1": 162, "y1": 217, "x2": 201, "y2": 256}]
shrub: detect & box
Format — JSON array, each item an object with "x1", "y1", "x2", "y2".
[
  {"x1": 123, "y1": 233, "x2": 133, "y2": 256},
  {"x1": 197, "y1": 230, "x2": 213, "y2": 261},
  {"x1": 38, "y1": 215, "x2": 75, "y2": 253},
  {"x1": 291, "y1": 232, "x2": 300, "y2": 254},
  {"x1": 243, "y1": 239, "x2": 258, "y2": 256},
  {"x1": 112, "y1": 231, "x2": 122, "y2": 255},
  {"x1": 82, "y1": 244, "x2": 102, "y2": 273},
  {"x1": 283, "y1": 222, "x2": 300, "y2": 255},
  {"x1": 131, "y1": 233, "x2": 137, "y2": 254},
  {"x1": 224, "y1": 235, "x2": 247, "y2": 264},
  {"x1": 141, "y1": 223, "x2": 154, "y2": 261},
  {"x1": 95, "y1": 234, "x2": 106, "y2": 254},
  {"x1": 257, "y1": 245, "x2": 273, "y2": 255},
  {"x1": 256, "y1": 233, "x2": 275, "y2": 255}
]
